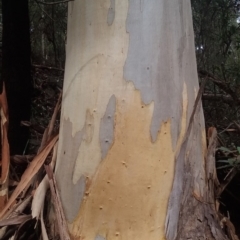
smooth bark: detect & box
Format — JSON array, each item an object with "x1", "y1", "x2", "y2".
[{"x1": 56, "y1": 1, "x2": 227, "y2": 239}]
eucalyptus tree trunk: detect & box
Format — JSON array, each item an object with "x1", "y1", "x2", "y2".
[{"x1": 56, "y1": 1, "x2": 227, "y2": 239}]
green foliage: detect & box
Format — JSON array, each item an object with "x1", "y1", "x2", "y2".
[
  {"x1": 192, "y1": 0, "x2": 240, "y2": 75},
  {"x1": 29, "y1": 0, "x2": 67, "y2": 68},
  {"x1": 192, "y1": 0, "x2": 240, "y2": 146},
  {"x1": 217, "y1": 146, "x2": 240, "y2": 169}
]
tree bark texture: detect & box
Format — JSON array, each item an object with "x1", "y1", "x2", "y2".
[{"x1": 56, "y1": 1, "x2": 227, "y2": 239}]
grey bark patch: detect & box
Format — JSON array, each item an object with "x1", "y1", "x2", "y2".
[
  {"x1": 55, "y1": 119, "x2": 86, "y2": 222},
  {"x1": 99, "y1": 95, "x2": 116, "y2": 159},
  {"x1": 123, "y1": 0, "x2": 198, "y2": 146},
  {"x1": 84, "y1": 109, "x2": 94, "y2": 143},
  {"x1": 95, "y1": 235, "x2": 106, "y2": 240},
  {"x1": 107, "y1": 0, "x2": 115, "y2": 26}
]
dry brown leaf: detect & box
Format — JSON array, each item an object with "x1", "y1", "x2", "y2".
[
  {"x1": 0, "y1": 134, "x2": 58, "y2": 219},
  {"x1": 47, "y1": 91, "x2": 61, "y2": 139},
  {"x1": 0, "y1": 215, "x2": 31, "y2": 226},
  {"x1": 10, "y1": 155, "x2": 34, "y2": 165},
  {"x1": 0, "y1": 83, "x2": 10, "y2": 211},
  {"x1": 2, "y1": 195, "x2": 32, "y2": 221},
  {"x1": 38, "y1": 92, "x2": 61, "y2": 153},
  {"x1": 32, "y1": 141, "x2": 58, "y2": 219},
  {"x1": 38, "y1": 126, "x2": 49, "y2": 154},
  {"x1": 13, "y1": 195, "x2": 32, "y2": 216}
]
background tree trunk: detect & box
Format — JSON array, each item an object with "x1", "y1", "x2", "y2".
[
  {"x1": 2, "y1": 0, "x2": 32, "y2": 154},
  {"x1": 56, "y1": 0, "x2": 227, "y2": 239}
]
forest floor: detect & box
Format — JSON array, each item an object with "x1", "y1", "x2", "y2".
[
  {"x1": 10, "y1": 67, "x2": 63, "y2": 188},
  {"x1": 4, "y1": 67, "x2": 240, "y2": 239},
  {"x1": 5, "y1": 67, "x2": 64, "y2": 240}
]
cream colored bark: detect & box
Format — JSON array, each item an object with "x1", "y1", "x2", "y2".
[{"x1": 56, "y1": 1, "x2": 226, "y2": 240}]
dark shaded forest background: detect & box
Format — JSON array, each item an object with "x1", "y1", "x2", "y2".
[
  {"x1": 1, "y1": 0, "x2": 66, "y2": 155},
  {"x1": 1, "y1": 0, "x2": 240, "y2": 239}
]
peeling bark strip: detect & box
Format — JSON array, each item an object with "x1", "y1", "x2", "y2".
[
  {"x1": 0, "y1": 84, "x2": 9, "y2": 211},
  {"x1": 165, "y1": 80, "x2": 206, "y2": 239},
  {"x1": 45, "y1": 164, "x2": 70, "y2": 240},
  {"x1": 166, "y1": 118, "x2": 227, "y2": 240}
]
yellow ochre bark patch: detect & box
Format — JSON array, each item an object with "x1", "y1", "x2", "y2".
[{"x1": 70, "y1": 86, "x2": 188, "y2": 240}]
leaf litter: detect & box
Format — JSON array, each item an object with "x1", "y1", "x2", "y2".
[{"x1": 0, "y1": 68, "x2": 69, "y2": 239}]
